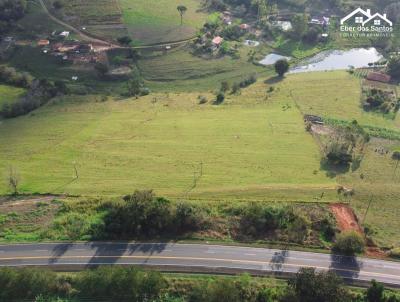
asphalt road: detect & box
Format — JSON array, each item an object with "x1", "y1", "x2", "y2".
[{"x1": 0, "y1": 243, "x2": 399, "y2": 286}]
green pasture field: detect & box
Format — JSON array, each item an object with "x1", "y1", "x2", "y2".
[
  {"x1": 0, "y1": 86, "x2": 336, "y2": 201},
  {"x1": 286, "y1": 71, "x2": 400, "y2": 131},
  {"x1": 120, "y1": 0, "x2": 207, "y2": 45},
  {"x1": 0, "y1": 85, "x2": 25, "y2": 108},
  {"x1": 138, "y1": 45, "x2": 268, "y2": 92}
]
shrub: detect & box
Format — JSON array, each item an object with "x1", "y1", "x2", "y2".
[
  {"x1": 214, "y1": 92, "x2": 225, "y2": 105},
  {"x1": 332, "y1": 231, "x2": 365, "y2": 255}
]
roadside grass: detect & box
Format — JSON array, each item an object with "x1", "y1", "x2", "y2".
[
  {"x1": 0, "y1": 87, "x2": 336, "y2": 200},
  {"x1": 338, "y1": 138, "x2": 400, "y2": 248},
  {"x1": 120, "y1": 0, "x2": 207, "y2": 45},
  {"x1": 0, "y1": 85, "x2": 25, "y2": 107}
]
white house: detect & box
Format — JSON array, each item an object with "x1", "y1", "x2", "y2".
[
  {"x1": 340, "y1": 8, "x2": 371, "y2": 25},
  {"x1": 363, "y1": 13, "x2": 393, "y2": 26}
]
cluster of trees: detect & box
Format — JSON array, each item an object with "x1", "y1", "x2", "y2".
[
  {"x1": 324, "y1": 120, "x2": 370, "y2": 168},
  {"x1": 103, "y1": 190, "x2": 207, "y2": 239},
  {"x1": 0, "y1": 66, "x2": 32, "y2": 88},
  {"x1": 0, "y1": 0, "x2": 27, "y2": 34},
  {"x1": 363, "y1": 88, "x2": 400, "y2": 114},
  {"x1": 1, "y1": 266, "x2": 399, "y2": 302},
  {"x1": 0, "y1": 79, "x2": 67, "y2": 118}
]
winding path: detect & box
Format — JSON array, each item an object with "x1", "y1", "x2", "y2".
[{"x1": 38, "y1": 0, "x2": 196, "y2": 49}]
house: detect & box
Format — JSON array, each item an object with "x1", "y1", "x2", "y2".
[
  {"x1": 340, "y1": 8, "x2": 371, "y2": 25},
  {"x1": 37, "y1": 39, "x2": 50, "y2": 46},
  {"x1": 59, "y1": 31, "x2": 70, "y2": 38},
  {"x1": 363, "y1": 13, "x2": 393, "y2": 26},
  {"x1": 212, "y1": 36, "x2": 223, "y2": 46},
  {"x1": 366, "y1": 72, "x2": 391, "y2": 83},
  {"x1": 310, "y1": 16, "x2": 330, "y2": 26},
  {"x1": 272, "y1": 21, "x2": 292, "y2": 32}
]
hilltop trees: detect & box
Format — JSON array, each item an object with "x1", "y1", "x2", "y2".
[
  {"x1": 177, "y1": 5, "x2": 188, "y2": 25},
  {"x1": 0, "y1": 0, "x2": 27, "y2": 34}
]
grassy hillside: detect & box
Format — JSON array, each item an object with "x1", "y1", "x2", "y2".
[
  {"x1": 0, "y1": 85, "x2": 25, "y2": 107},
  {"x1": 0, "y1": 87, "x2": 336, "y2": 200},
  {"x1": 120, "y1": 0, "x2": 207, "y2": 45}
]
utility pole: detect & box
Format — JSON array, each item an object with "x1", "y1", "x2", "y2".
[{"x1": 362, "y1": 195, "x2": 374, "y2": 225}]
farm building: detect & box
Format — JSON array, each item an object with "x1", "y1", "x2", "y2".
[
  {"x1": 366, "y1": 72, "x2": 391, "y2": 83},
  {"x1": 37, "y1": 39, "x2": 50, "y2": 46}
]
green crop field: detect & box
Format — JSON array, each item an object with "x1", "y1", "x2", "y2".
[
  {"x1": 0, "y1": 85, "x2": 336, "y2": 201},
  {"x1": 120, "y1": 0, "x2": 207, "y2": 45},
  {"x1": 0, "y1": 85, "x2": 25, "y2": 107}
]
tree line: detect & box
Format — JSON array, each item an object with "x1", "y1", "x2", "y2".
[{"x1": 0, "y1": 266, "x2": 399, "y2": 302}]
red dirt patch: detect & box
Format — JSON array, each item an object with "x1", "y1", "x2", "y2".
[
  {"x1": 330, "y1": 203, "x2": 363, "y2": 234},
  {"x1": 330, "y1": 203, "x2": 387, "y2": 258}
]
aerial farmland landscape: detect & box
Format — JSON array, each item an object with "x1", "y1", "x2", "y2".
[{"x1": 0, "y1": 0, "x2": 400, "y2": 301}]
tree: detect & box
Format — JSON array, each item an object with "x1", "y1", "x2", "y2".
[
  {"x1": 291, "y1": 13, "x2": 309, "y2": 38},
  {"x1": 53, "y1": 0, "x2": 63, "y2": 9},
  {"x1": 366, "y1": 280, "x2": 385, "y2": 302},
  {"x1": 332, "y1": 231, "x2": 365, "y2": 255},
  {"x1": 117, "y1": 36, "x2": 132, "y2": 46},
  {"x1": 94, "y1": 62, "x2": 109, "y2": 77},
  {"x1": 7, "y1": 166, "x2": 20, "y2": 195},
  {"x1": 325, "y1": 141, "x2": 353, "y2": 166},
  {"x1": 127, "y1": 68, "x2": 143, "y2": 98},
  {"x1": 177, "y1": 5, "x2": 187, "y2": 25},
  {"x1": 392, "y1": 151, "x2": 400, "y2": 177},
  {"x1": 388, "y1": 56, "x2": 400, "y2": 80},
  {"x1": 274, "y1": 59, "x2": 289, "y2": 77},
  {"x1": 286, "y1": 268, "x2": 351, "y2": 302}
]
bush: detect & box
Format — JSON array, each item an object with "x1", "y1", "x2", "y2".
[
  {"x1": 324, "y1": 141, "x2": 353, "y2": 166},
  {"x1": 388, "y1": 56, "x2": 400, "y2": 80},
  {"x1": 390, "y1": 247, "x2": 400, "y2": 259},
  {"x1": 214, "y1": 92, "x2": 225, "y2": 105},
  {"x1": 77, "y1": 266, "x2": 166, "y2": 301},
  {"x1": 332, "y1": 231, "x2": 365, "y2": 255}
]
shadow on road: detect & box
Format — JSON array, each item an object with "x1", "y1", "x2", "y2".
[
  {"x1": 329, "y1": 254, "x2": 362, "y2": 280},
  {"x1": 48, "y1": 243, "x2": 74, "y2": 264},
  {"x1": 86, "y1": 242, "x2": 169, "y2": 268},
  {"x1": 269, "y1": 249, "x2": 289, "y2": 271}
]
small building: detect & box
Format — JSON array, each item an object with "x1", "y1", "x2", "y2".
[
  {"x1": 59, "y1": 31, "x2": 70, "y2": 38},
  {"x1": 310, "y1": 16, "x2": 330, "y2": 26},
  {"x1": 212, "y1": 36, "x2": 223, "y2": 46},
  {"x1": 366, "y1": 72, "x2": 391, "y2": 83},
  {"x1": 38, "y1": 39, "x2": 50, "y2": 46},
  {"x1": 272, "y1": 21, "x2": 292, "y2": 32},
  {"x1": 240, "y1": 23, "x2": 250, "y2": 30}
]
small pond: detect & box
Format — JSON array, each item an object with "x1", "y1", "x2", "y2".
[
  {"x1": 290, "y1": 48, "x2": 383, "y2": 73},
  {"x1": 259, "y1": 53, "x2": 291, "y2": 66}
]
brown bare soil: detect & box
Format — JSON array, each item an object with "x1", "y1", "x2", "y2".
[
  {"x1": 330, "y1": 203, "x2": 387, "y2": 258},
  {"x1": 330, "y1": 203, "x2": 363, "y2": 234}
]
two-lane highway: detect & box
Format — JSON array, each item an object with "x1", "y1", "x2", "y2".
[{"x1": 0, "y1": 243, "x2": 399, "y2": 287}]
